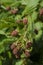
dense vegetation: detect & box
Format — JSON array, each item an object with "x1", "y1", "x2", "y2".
[{"x1": 0, "y1": 0, "x2": 43, "y2": 65}]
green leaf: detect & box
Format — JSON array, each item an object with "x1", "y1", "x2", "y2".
[
  {"x1": 0, "y1": 60, "x2": 2, "y2": 65},
  {"x1": 0, "y1": 30, "x2": 5, "y2": 35},
  {"x1": 35, "y1": 30, "x2": 42, "y2": 41},
  {"x1": 0, "y1": 0, "x2": 15, "y2": 3},
  {"x1": 35, "y1": 22, "x2": 43, "y2": 30},
  {"x1": 40, "y1": 1, "x2": 43, "y2": 7},
  {"x1": 0, "y1": 45, "x2": 5, "y2": 54},
  {"x1": 21, "y1": 0, "x2": 39, "y2": 6},
  {"x1": 22, "y1": 0, "x2": 39, "y2": 16},
  {"x1": 15, "y1": 60, "x2": 23, "y2": 65},
  {"x1": 31, "y1": 11, "x2": 38, "y2": 21}
]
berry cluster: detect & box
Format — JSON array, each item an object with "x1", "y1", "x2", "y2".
[{"x1": 10, "y1": 41, "x2": 32, "y2": 58}]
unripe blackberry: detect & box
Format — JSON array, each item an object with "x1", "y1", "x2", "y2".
[
  {"x1": 12, "y1": 47, "x2": 19, "y2": 55},
  {"x1": 11, "y1": 8, "x2": 18, "y2": 14},
  {"x1": 39, "y1": 8, "x2": 43, "y2": 15},
  {"x1": 26, "y1": 41, "x2": 32, "y2": 49},
  {"x1": 24, "y1": 50, "x2": 30, "y2": 57},
  {"x1": 15, "y1": 54, "x2": 20, "y2": 59},
  {"x1": 11, "y1": 30, "x2": 18, "y2": 36},
  {"x1": 10, "y1": 43, "x2": 16, "y2": 50},
  {"x1": 23, "y1": 17, "x2": 28, "y2": 25}
]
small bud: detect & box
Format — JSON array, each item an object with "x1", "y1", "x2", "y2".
[
  {"x1": 11, "y1": 30, "x2": 18, "y2": 36},
  {"x1": 16, "y1": 19, "x2": 22, "y2": 24},
  {"x1": 16, "y1": 20, "x2": 20, "y2": 24},
  {"x1": 11, "y1": 9, "x2": 18, "y2": 14},
  {"x1": 10, "y1": 43, "x2": 16, "y2": 50},
  {"x1": 23, "y1": 17, "x2": 28, "y2": 25},
  {"x1": 39, "y1": 8, "x2": 43, "y2": 15},
  {"x1": 6, "y1": 6, "x2": 11, "y2": 11},
  {"x1": 17, "y1": 42, "x2": 21, "y2": 47}
]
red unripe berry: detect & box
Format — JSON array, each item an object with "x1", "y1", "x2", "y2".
[
  {"x1": 11, "y1": 9, "x2": 18, "y2": 14},
  {"x1": 10, "y1": 43, "x2": 16, "y2": 50},
  {"x1": 39, "y1": 8, "x2": 43, "y2": 15},
  {"x1": 23, "y1": 17, "x2": 28, "y2": 25},
  {"x1": 11, "y1": 30, "x2": 18, "y2": 36},
  {"x1": 26, "y1": 41, "x2": 32, "y2": 49},
  {"x1": 24, "y1": 50, "x2": 30, "y2": 57},
  {"x1": 12, "y1": 47, "x2": 19, "y2": 55}
]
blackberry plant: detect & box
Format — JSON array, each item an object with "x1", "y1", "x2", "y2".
[{"x1": 0, "y1": 0, "x2": 43, "y2": 65}]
